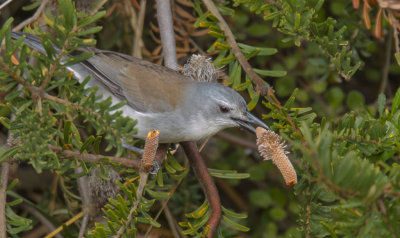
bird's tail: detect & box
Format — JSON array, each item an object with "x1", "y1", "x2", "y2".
[
  {"x1": 11, "y1": 32, "x2": 93, "y2": 84},
  {"x1": 11, "y1": 32, "x2": 61, "y2": 57}
]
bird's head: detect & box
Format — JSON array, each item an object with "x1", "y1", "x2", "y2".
[{"x1": 188, "y1": 83, "x2": 269, "y2": 135}]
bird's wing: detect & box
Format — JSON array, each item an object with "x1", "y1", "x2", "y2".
[{"x1": 79, "y1": 48, "x2": 191, "y2": 112}]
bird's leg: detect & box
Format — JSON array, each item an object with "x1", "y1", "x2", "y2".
[{"x1": 121, "y1": 138, "x2": 144, "y2": 154}]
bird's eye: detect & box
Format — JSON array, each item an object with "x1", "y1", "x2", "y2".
[{"x1": 219, "y1": 105, "x2": 230, "y2": 113}]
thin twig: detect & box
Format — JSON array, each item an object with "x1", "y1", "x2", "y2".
[
  {"x1": 133, "y1": 0, "x2": 147, "y2": 58},
  {"x1": 0, "y1": 161, "x2": 9, "y2": 238},
  {"x1": 0, "y1": 0, "x2": 14, "y2": 11},
  {"x1": 12, "y1": 0, "x2": 51, "y2": 32},
  {"x1": 156, "y1": 0, "x2": 178, "y2": 69},
  {"x1": 0, "y1": 128, "x2": 16, "y2": 238},
  {"x1": 45, "y1": 211, "x2": 84, "y2": 238},
  {"x1": 75, "y1": 167, "x2": 91, "y2": 238},
  {"x1": 144, "y1": 170, "x2": 187, "y2": 237},
  {"x1": 164, "y1": 205, "x2": 185, "y2": 238},
  {"x1": 180, "y1": 141, "x2": 221, "y2": 238},
  {"x1": 20, "y1": 204, "x2": 63, "y2": 238},
  {"x1": 48, "y1": 145, "x2": 140, "y2": 169},
  {"x1": 73, "y1": 128, "x2": 91, "y2": 238}
]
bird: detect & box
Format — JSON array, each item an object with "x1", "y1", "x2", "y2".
[{"x1": 11, "y1": 32, "x2": 269, "y2": 143}]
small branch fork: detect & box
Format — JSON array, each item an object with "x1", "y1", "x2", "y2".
[
  {"x1": 12, "y1": 0, "x2": 51, "y2": 32},
  {"x1": 180, "y1": 142, "x2": 221, "y2": 238},
  {"x1": 48, "y1": 144, "x2": 141, "y2": 169}
]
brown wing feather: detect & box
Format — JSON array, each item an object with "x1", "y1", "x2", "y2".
[{"x1": 80, "y1": 48, "x2": 192, "y2": 112}]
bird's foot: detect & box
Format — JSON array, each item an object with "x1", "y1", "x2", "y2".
[
  {"x1": 149, "y1": 160, "x2": 160, "y2": 175},
  {"x1": 121, "y1": 139, "x2": 144, "y2": 154}
]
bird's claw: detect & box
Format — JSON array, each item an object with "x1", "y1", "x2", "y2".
[{"x1": 150, "y1": 160, "x2": 160, "y2": 175}]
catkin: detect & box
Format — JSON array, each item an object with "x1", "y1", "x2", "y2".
[
  {"x1": 256, "y1": 127, "x2": 297, "y2": 186},
  {"x1": 141, "y1": 130, "x2": 159, "y2": 172}
]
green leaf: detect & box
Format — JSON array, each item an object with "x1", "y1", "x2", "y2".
[
  {"x1": 145, "y1": 189, "x2": 169, "y2": 199},
  {"x1": 208, "y1": 168, "x2": 250, "y2": 179},
  {"x1": 0, "y1": 146, "x2": 20, "y2": 163},
  {"x1": 80, "y1": 135, "x2": 95, "y2": 153},
  {"x1": 222, "y1": 206, "x2": 247, "y2": 219},
  {"x1": 78, "y1": 10, "x2": 106, "y2": 28},
  {"x1": 238, "y1": 43, "x2": 277, "y2": 56},
  {"x1": 216, "y1": 5, "x2": 235, "y2": 16},
  {"x1": 227, "y1": 61, "x2": 241, "y2": 87},
  {"x1": 166, "y1": 153, "x2": 185, "y2": 171},
  {"x1": 208, "y1": 30, "x2": 226, "y2": 38},
  {"x1": 391, "y1": 88, "x2": 400, "y2": 116},
  {"x1": 377, "y1": 93, "x2": 386, "y2": 117},
  {"x1": 253, "y1": 68, "x2": 286, "y2": 77},
  {"x1": 156, "y1": 167, "x2": 164, "y2": 187},
  {"x1": 7, "y1": 198, "x2": 23, "y2": 207},
  {"x1": 346, "y1": 90, "x2": 365, "y2": 110},
  {"x1": 59, "y1": 0, "x2": 76, "y2": 30},
  {"x1": 62, "y1": 52, "x2": 93, "y2": 67},
  {"x1": 76, "y1": 26, "x2": 103, "y2": 36},
  {"x1": 7, "y1": 179, "x2": 19, "y2": 191},
  {"x1": 395, "y1": 52, "x2": 400, "y2": 66},
  {"x1": 185, "y1": 200, "x2": 209, "y2": 219},
  {"x1": 93, "y1": 136, "x2": 102, "y2": 154},
  {"x1": 222, "y1": 215, "x2": 250, "y2": 232},
  {"x1": 247, "y1": 94, "x2": 259, "y2": 111},
  {"x1": 0, "y1": 117, "x2": 11, "y2": 129},
  {"x1": 22, "y1": 1, "x2": 40, "y2": 11},
  {"x1": 41, "y1": 35, "x2": 57, "y2": 59},
  {"x1": 63, "y1": 120, "x2": 72, "y2": 144},
  {"x1": 0, "y1": 18, "x2": 13, "y2": 45}
]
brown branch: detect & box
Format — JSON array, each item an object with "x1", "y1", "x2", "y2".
[
  {"x1": 0, "y1": 129, "x2": 17, "y2": 238},
  {"x1": 75, "y1": 166, "x2": 91, "y2": 238},
  {"x1": 164, "y1": 205, "x2": 185, "y2": 238},
  {"x1": 132, "y1": 0, "x2": 147, "y2": 58},
  {"x1": 12, "y1": 0, "x2": 51, "y2": 32},
  {"x1": 180, "y1": 141, "x2": 221, "y2": 238},
  {"x1": 48, "y1": 145, "x2": 140, "y2": 169},
  {"x1": 0, "y1": 161, "x2": 9, "y2": 238},
  {"x1": 20, "y1": 204, "x2": 63, "y2": 238}
]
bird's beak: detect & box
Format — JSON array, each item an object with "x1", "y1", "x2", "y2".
[{"x1": 232, "y1": 112, "x2": 269, "y2": 133}]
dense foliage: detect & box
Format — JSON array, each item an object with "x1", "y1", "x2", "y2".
[{"x1": 0, "y1": 0, "x2": 399, "y2": 237}]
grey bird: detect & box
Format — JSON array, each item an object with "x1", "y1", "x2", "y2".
[{"x1": 11, "y1": 32, "x2": 269, "y2": 143}]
